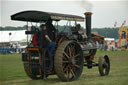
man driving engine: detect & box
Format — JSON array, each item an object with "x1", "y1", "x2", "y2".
[{"x1": 40, "y1": 24, "x2": 56, "y2": 55}]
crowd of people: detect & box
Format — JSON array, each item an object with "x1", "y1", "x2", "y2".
[
  {"x1": 0, "y1": 42, "x2": 25, "y2": 54},
  {"x1": 10, "y1": 42, "x2": 22, "y2": 53}
]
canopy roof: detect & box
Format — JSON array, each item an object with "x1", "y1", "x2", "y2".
[{"x1": 11, "y1": 10, "x2": 84, "y2": 22}]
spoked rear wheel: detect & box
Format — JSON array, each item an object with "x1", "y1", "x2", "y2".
[
  {"x1": 98, "y1": 55, "x2": 110, "y2": 76},
  {"x1": 55, "y1": 41, "x2": 84, "y2": 81}
]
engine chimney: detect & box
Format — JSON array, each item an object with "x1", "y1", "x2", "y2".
[{"x1": 84, "y1": 12, "x2": 92, "y2": 39}]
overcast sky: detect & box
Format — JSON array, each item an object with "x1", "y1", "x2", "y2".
[{"x1": 0, "y1": 0, "x2": 128, "y2": 28}]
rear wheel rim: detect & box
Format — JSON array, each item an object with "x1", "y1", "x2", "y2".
[
  {"x1": 55, "y1": 41, "x2": 84, "y2": 81},
  {"x1": 63, "y1": 43, "x2": 82, "y2": 80}
]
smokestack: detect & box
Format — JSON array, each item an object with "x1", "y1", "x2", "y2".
[{"x1": 84, "y1": 12, "x2": 92, "y2": 39}]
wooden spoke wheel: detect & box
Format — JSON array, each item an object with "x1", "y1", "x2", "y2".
[
  {"x1": 55, "y1": 41, "x2": 84, "y2": 81},
  {"x1": 98, "y1": 55, "x2": 110, "y2": 76}
]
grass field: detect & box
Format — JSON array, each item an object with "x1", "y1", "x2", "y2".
[{"x1": 0, "y1": 51, "x2": 128, "y2": 85}]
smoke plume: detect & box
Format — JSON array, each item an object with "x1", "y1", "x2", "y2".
[{"x1": 80, "y1": 0, "x2": 93, "y2": 12}]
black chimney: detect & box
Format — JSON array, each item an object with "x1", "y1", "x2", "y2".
[{"x1": 84, "y1": 12, "x2": 92, "y2": 39}]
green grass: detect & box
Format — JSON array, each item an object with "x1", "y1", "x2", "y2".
[{"x1": 0, "y1": 51, "x2": 128, "y2": 85}]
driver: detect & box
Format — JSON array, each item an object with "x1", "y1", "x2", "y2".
[{"x1": 40, "y1": 24, "x2": 56, "y2": 55}]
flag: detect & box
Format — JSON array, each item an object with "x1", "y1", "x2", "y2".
[
  {"x1": 114, "y1": 21, "x2": 117, "y2": 27},
  {"x1": 122, "y1": 20, "x2": 126, "y2": 26}
]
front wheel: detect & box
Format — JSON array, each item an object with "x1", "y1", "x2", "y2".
[
  {"x1": 55, "y1": 41, "x2": 84, "y2": 81},
  {"x1": 98, "y1": 55, "x2": 110, "y2": 76}
]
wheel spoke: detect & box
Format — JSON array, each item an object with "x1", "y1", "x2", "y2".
[
  {"x1": 74, "y1": 64, "x2": 80, "y2": 68},
  {"x1": 63, "y1": 64, "x2": 68, "y2": 71},
  {"x1": 70, "y1": 45, "x2": 75, "y2": 56},
  {"x1": 63, "y1": 52, "x2": 70, "y2": 59},
  {"x1": 70, "y1": 67, "x2": 76, "y2": 77},
  {"x1": 66, "y1": 68, "x2": 68, "y2": 76},
  {"x1": 63, "y1": 65, "x2": 69, "y2": 73},
  {"x1": 63, "y1": 61, "x2": 69, "y2": 63},
  {"x1": 73, "y1": 53, "x2": 80, "y2": 58},
  {"x1": 67, "y1": 66, "x2": 71, "y2": 79},
  {"x1": 68, "y1": 46, "x2": 72, "y2": 57}
]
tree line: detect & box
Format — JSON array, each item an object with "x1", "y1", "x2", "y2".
[
  {"x1": 0, "y1": 26, "x2": 27, "y2": 31},
  {"x1": 0, "y1": 26, "x2": 119, "y2": 39},
  {"x1": 92, "y1": 27, "x2": 119, "y2": 39}
]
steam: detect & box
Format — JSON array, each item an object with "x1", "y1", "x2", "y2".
[{"x1": 80, "y1": 0, "x2": 93, "y2": 12}]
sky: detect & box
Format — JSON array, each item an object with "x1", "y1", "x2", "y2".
[{"x1": 0, "y1": 0, "x2": 128, "y2": 28}]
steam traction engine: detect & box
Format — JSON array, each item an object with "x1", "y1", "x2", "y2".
[{"x1": 11, "y1": 11, "x2": 110, "y2": 81}]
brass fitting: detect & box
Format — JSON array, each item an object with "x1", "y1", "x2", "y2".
[{"x1": 84, "y1": 12, "x2": 92, "y2": 16}]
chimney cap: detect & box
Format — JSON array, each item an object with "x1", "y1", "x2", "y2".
[{"x1": 84, "y1": 12, "x2": 92, "y2": 16}]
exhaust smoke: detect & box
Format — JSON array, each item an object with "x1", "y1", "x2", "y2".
[{"x1": 80, "y1": 0, "x2": 93, "y2": 12}]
